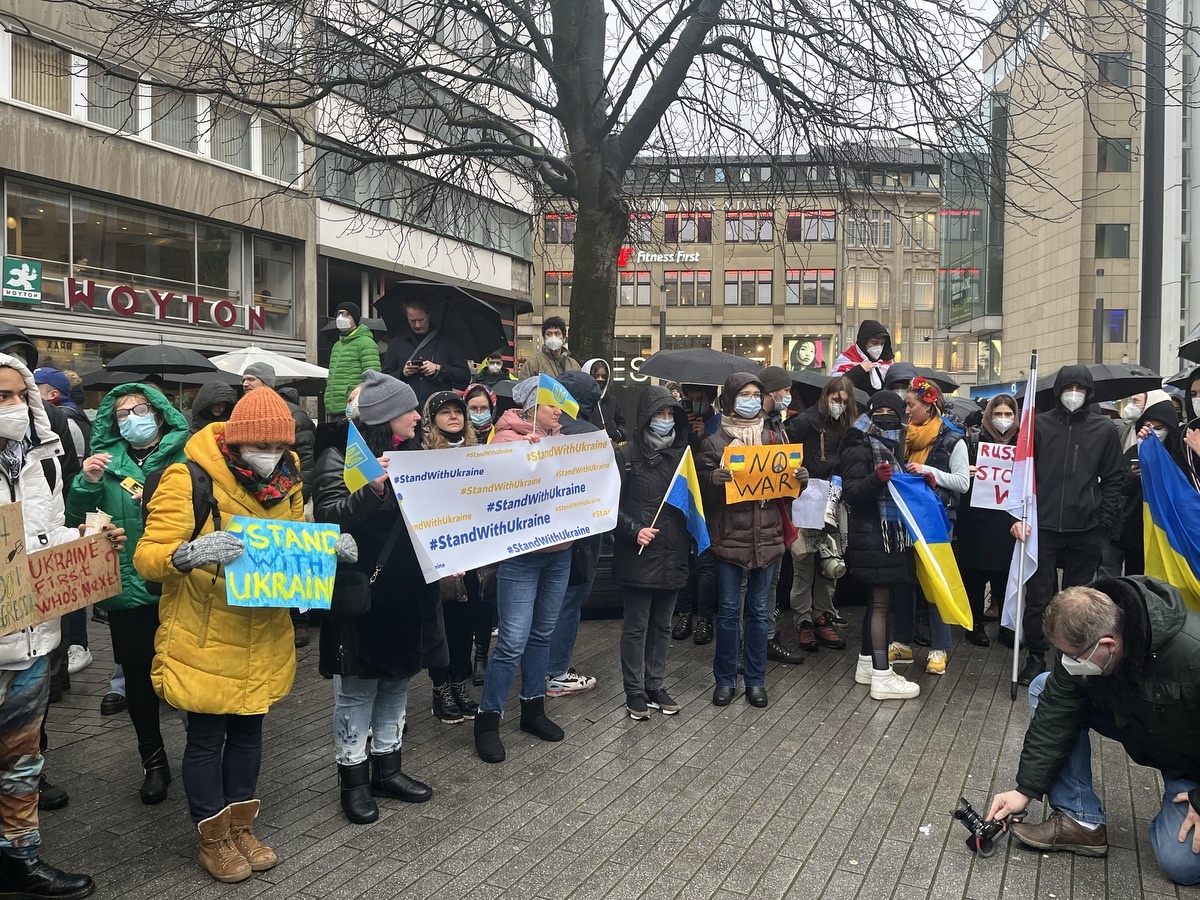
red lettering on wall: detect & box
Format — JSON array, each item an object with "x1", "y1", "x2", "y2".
[
  {"x1": 247, "y1": 304, "x2": 266, "y2": 333},
  {"x1": 107, "y1": 285, "x2": 139, "y2": 317},
  {"x1": 210, "y1": 300, "x2": 237, "y2": 328},
  {"x1": 63, "y1": 278, "x2": 96, "y2": 310},
  {"x1": 184, "y1": 295, "x2": 204, "y2": 325},
  {"x1": 148, "y1": 290, "x2": 174, "y2": 321}
]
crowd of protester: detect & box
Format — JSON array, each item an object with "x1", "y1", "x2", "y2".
[{"x1": 4, "y1": 310, "x2": 1200, "y2": 896}]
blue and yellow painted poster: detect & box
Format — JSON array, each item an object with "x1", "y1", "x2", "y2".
[{"x1": 223, "y1": 516, "x2": 340, "y2": 609}]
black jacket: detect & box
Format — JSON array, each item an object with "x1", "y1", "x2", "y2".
[
  {"x1": 837, "y1": 425, "x2": 912, "y2": 585},
  {"x1": 591, "y1": 393, "x2": 629, "y2": 443},
  {"x1": 284, "y1": 398, "x2": 316, "y2": 502},
  {"x1": 312, "y1": 446, "x2": 446, "y2": 679},
  {"x1": 1016, "y1": 576, "x2": 1200, "y2": 813},
  {"x1": 956, "y1": 430, "x2": 1018, "y2": 570},
  {"x1": 381, "y1": 328, "x2": 470, "y2": 409},
  {"x1": 557, "y1": 370, "x2": 604, "y2": 437},
  {"x1": 785, "y1": 405, "x2": 850, "y2": 481},
  {"x1": 612, "y1": 388, "x2": 691, "y2": 590},
  {"x1": 1029, "y1": 365, "x2": 1125, "y2": 535}
]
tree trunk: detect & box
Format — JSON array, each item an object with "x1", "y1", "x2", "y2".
[{"x1": 568, "y1": 150, "x2": 627, "y2": 364}]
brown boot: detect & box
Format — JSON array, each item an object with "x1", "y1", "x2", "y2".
[
  {"x1": 227, "y1": 799, "x2": 278, "y2": 871},
  {"x1": 197, "y1": 807, "x2": 252, "y2": 883}
]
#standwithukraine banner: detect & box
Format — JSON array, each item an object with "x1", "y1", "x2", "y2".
[
  {"x1": 1139, "y1": 433, "x2": 1200, "y2": 610},
  {"x1": 385, "y1": 434, "x2": 619, "y2": 582}
]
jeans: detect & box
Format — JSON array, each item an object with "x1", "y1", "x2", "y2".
[
  {"x1": 64, "y1": 608, "x2": 87, "y2": 649},
  {"x1": 1028, "y1": 673, "x2": 1200, "y2": 884},
  {"x1": 713, "y1": 558, "x2": 777, "y2": 688},
  {"x1": 547, "y1": 536, "x2": 601, "y2": 677},
  {"x1": 480, "y1": 547, "x2": 572, "y2": 715},
  {"x1": 0, "y1": 657, "x2": 48, "y2": 858},
  {"x1": 110, "y1": 664, "x2": 125, "y2": 697},
  {"x1": 332, "y1": 675, "x2": 409, "y2": 765},
  {"x1": 620, "y1": 588, "x2": 677, "y2": 694},
  {"x1": 893, "y1": 584, "x2": 952, "y2": 650},
  {"x1": 182, "y1": 713, "x2": 264, "y2": 823}
]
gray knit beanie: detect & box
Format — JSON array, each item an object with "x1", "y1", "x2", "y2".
[
  {"x1": 243, "y1": 362, "x2": 277, "y2": 388},
  {"x1": 357, "y1": 370, "x2": 418, "y2": 425}
]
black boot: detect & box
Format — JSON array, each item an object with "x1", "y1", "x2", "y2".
[
  {"x1": 0, "y1": 852, "x2": 94, "y2": 899},
  {"x1": 37, "y1": 775, "x2": 69, "y2": 811},
  {"x1": 966, "y1": 626, "x2": 990, "y2": 647},
  {"x1": 337, "y1": 761, "x2": 378, "y2": 824},
  {"x1": 370, "y1": 750, "x2": 432, "y2": 803},
  {"x1": 671, "y1": 613, "x2": 693, "y2": 641},
  {"x1": 138, "y1": 746, "x2": 171, "y2": 806},
  {"x1": 1017, "y1": 651, "x2": 1046, "y2": 686},
  {"x1": 472, "y1": 645, "x2": 489, "y2": 686},
  {"x1": 693, "y1": 617, "x2": 713, "y2": 645},
  {"x1": 519, "y1": 697, "x2": 564, "y2": 742},
  {"x1": 431, "y1": 682, "x2": 464, "y2": 724},
  {"x1": 474, "y1": 711, "x2": 505, "y2": 763},
  {"x1": 450, "y1": 681, "x2": 479, "y2": 719}
]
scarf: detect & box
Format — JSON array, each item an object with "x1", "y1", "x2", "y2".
[
  {"x1": 852, "y1": 414, "x2": 910, "y2": 553},
  {"x1": 0, "y1": 434, "x2": 31, "y2": 488},
  {"x1": 217, "y1": 432, "x2": 300, "y2": 508},
  {"x1": 642, "y1": 429, "x2": 674, "y2": 453},
  {"x1": 905, "y1": 415, "x2": 943, "y2": 466},
  {"x1": 720, "y1": 413, "x2": 764, "y2": 446}
]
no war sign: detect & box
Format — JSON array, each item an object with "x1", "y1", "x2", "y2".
[
  {"x1": 223, "y1": 517, "x2": 340, "y2": 609},
  {"x1": 970, "y1": 442, "x2": 1016, "y2": 511},
  {"x1": 723, "y1": 444, "x2": 805, "y2": 503}
]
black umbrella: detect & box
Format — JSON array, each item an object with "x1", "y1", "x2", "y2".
[
  {"x1": 1018, "y1": 363, "x2": 1162, "y2": 411},
  {"x1": 915, "y1": 366, "x2": 960, "y2": 393},
  {"x1": 107, "y1": 344, "x2": 216, "y2": 376},
  {"x1": 1166, "y1": 365, "x2": 1199, "y2": 391},
  {"x1": 789, "y1": 369, "x2": 869, "y2": 408},
  {"x1": 375, "y1": 281, "x2": 508, "y2": 363},
  {"x1": 639, "y1": 348, "x2": 760, "y2": 386},
  {"x1": 1180, "y1": 322, "x2": 1200, "y2": 363},
  {"x1": 944, "y1": 396, "x2": 983, "y2": 428},
  {"x1": 82, "y1": 368, "x2": 239, "y2": 392}
]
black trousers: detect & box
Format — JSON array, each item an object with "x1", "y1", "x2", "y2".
[
  {"x1": 675, "y1": 548, "x2": 717, "y2": 619},
  {"x1": 962, "y1": 568, "x2": 1007, "y2": 629},
  {"x1": 1022, "y1": 527, "x2": 1104, "y2": 652},
  {"x1": 182, "y1": 713, "x2": 264, "y2": 823},
  {"x1": 430, "y1": 596, "x2": 479, "y2": 685},
  {"x1": 107, "y1": 605, "x2": 163, "y2": 759}
]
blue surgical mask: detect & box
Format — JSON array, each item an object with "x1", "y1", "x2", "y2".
[
  {"x1": 777, "y1": 394, "x2": 792, "y2": 410},
  {"x1": 344, "y1": 402, "x2": 358, "y2": 420},
  {"x1": 648, "y1": 417, "x2": 675, "y2": 436},
  {"x1": 734, "y1": 397, "x2": 763, "y2": 418},
  {"x1": 119, "y1": 413, "x2": 159, "y2": 446},
  {"x1": 470, "y1": 411, "x2": 492, "y2": 428}
]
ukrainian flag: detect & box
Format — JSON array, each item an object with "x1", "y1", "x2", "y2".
[
  {"x1": 663, "y1": 446, "x2": 710, "y2": 554},
  {"x1": 1140, "y1": 434, "x2": 1200, "y2": 610},
  {"x1": 536, "y1": 373, "x2": 580, "y2": 418},
  {"x1": 343, "y1": 420, "x2": 385, "y2": 492},
  {"x1": 887, "y1": 472, "x2": 972, "y2": 628}
]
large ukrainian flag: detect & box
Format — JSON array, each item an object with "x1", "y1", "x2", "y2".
[
  {"x1": 888, "y1": 472, "x2": 972, "y2": 628},
  {"x1": 1139, "y1": 434, "x2": 1200, "y2": 610}
]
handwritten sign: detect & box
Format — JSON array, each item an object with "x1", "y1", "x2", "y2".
[
  {"x1": 223, "y1": 516, "x2": 340, "y2": 609},
  {"x1": 723, "y1": 444, "x2": 805, "y2": 503},
  {"x1": 0, "y1": 504, "x2": 37, "y2": 636},
  {"x1": 970, "y1": 442, "x2": 1016, "y2": 510}
]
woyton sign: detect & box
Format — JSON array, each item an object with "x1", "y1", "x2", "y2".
[{"x1": 62, "y1": 278, "x2": 268, "y2": 331}]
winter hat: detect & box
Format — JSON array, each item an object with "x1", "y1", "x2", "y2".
[
  {"x1": 868, "y1": 390, "x2": 906, "y2": 418},
  {"x1": 33, "y1": 367, "x2": 71, "y2": 398},
  {"x1": 335, "y1": 302, "x2": 360, "y2": 324},
  {"x1": 357, "y1": 370, "x2": 418, "y2": 425},
  {"x1": 224, "y1": 387, "x2": 294, "y2": 445},
  {"x1": 884, "y1": 361, "x2": 918, "y2": 389},
  {"x1": 512, "y1": 377, "x2": 542, "y2": 412},
  {"x1": 425, "y1": 390, "x2": 466, "y2": 420},
  {"x1": 243, "y1": 362, "x2": 277, "y2": 388},
  {"x1": 759, "y1": 366, "x2": 792, "y2": 393}
]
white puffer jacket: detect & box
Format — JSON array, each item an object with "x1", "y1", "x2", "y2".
[{"x1": 0, "y1": 353, "x2": 80, "y2": 668}]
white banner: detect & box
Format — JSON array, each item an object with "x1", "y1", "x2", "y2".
[
  {"x1": 386, "y1": 434, "x2": 620, "y2": 583},
  {"x1": 970, "y1": 442, "x2": 1016, "y2": 510},
  {"x1": 791, "y1": 478, "x2": 830, "y2": 530}
]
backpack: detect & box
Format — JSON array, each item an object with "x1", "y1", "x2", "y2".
[{"x1": 140, "y1": 460, "x2": 220, "y2": 596}]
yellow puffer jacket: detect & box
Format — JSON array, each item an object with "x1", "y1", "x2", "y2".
[{"x1": 134, "y1": 423, "x2": 303, "y2": 715}]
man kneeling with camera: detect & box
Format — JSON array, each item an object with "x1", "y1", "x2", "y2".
[{"x1": 988, "y1": 576, "x2": 1200, "y2": 885}]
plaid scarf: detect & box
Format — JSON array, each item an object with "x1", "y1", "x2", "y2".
[
  {"x1": 217, "y1": 432, "x2": 300, "y2": 508},
  {"x1": 851, "y1": 414, "x2": 911, "y2": 553}
]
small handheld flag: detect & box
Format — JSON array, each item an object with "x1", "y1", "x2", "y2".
[
  {"x1": 536, "y1": 373, "x2": 580, "y2": 418},
  {"x1": 661, "y1": 446, "x2": 710, "y2": 554},
  {"x1": 343, "y1": 421, "x2": 385, "y2": 492}
]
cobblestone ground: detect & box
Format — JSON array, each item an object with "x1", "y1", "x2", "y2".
[{"x1": 41, "y1": 611, "x2": 1200, "y2": 900}]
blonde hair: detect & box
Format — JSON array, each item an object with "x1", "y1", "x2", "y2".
[
  {"x1": 1044, "y1": 585, "x2": 1123, "y2": 651},
  {"x1": 421, "y1": 400, "x2": 478, "y2": 450}
]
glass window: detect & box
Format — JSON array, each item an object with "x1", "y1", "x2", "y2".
[
  {"x1": 1107, "y1": 309, "x2": 1128, "y2": 341},
  {"x1": 72, "y1": 196, "x2": 196, "y2": 290},
  {"x1": 1099, "y1": 53, "x2": 1132, "y2": 87},
  {"x1": 724, "y1": 270, "x2": 738, "y2": 306},
  {"x1": 725, "y1": 212, "x2": 773, "y2": 243},
  {"x1": 544, "y1": 213, "x2": 575, "y2": 244},
  {"x1": 5, "y1": 182, "x2": 71, "y2": 265},
  {"x1": 696, "y1": 271, "x2": 711, "y2": 306},
  {"x1": 757, "y1": 270, "x2": 773, "y2": 305},
  {"x1": 544, "y1": 215, "x2": 560, "y2": 244},
  {"x1": 10, "y1": 36, "x2": 70, "y2": 114},
  {"x1": 785, "y1": 269, "x2": 801, "y2": 305},
  {"x1": 629, "y1": 214, "x2": 653, "y2": 242},
  {"x1": 724, "y1": 334, "x2": 773, "y2": 365},
  {"x1": 210, "y1": 106, "x2": 252, "y2": 170},
  {"x1": 664, "y1": 270, "x2": 680, "y2": 307},
  {"x1": 804, "y1": 211, "x2": 836, "y2": 242},
  {"x1": 903, "y1": 212, "x2": 937, "y2": 249},
  {"x1": 253, "y1": 237, "x2": 294, "y2": 336},
  {"x1": 911, "y1": 331, "x2": 934, "y2": 366},
  {"x1": 197, "y1": 225, "x2": 242, "y2": 297},
  {"x1": 542, "y1": 271, "x2": 571, "y2": 306},
  {"x1": 261, "y1": 121, "x2": 297, "y2": 182},
  {"x1": 1098, "y1": 137, "x2": 1133, "y2": 173},
  {"x1": 914, "y1": 270, "x2": 935, "y2": 310},
  {"x1": 854, "y1": 268, "x2": 879, "y2": 309},
  {"x1": 636, "y1": 271, "x2": 651, "y2": 306},
  {"x1": 1096, "y1": 224, "x2": 1131, "y2": 258},
  {"x1": 664, "y1": 212, "x2": 711, "y2": 243},
  {"x1": 619, "y1": 271, "x2": 650, "y2": 306},
  {"x1": 150, "y1": 85, "x2": 199, "y2": 152},
  {"x1": 87, "y1": 63, "x2": 139, "y2": 132}
]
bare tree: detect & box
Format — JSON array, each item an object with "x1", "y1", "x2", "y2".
[{"x1": 25, "y1": 0, "x2": 1196, "y2": 361}]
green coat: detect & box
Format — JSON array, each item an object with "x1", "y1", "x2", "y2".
[
  {"x1": 325, "y1": 324, "x2": 382, "y2": 414},
  {"x1": 65, "y1": 384, "x2": 190, "y2": 611}
]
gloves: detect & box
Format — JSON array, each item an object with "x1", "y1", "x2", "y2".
[
  {"x1": 921, "y1": 471, "x2": 937, "y2": 489},
  {"x1": 875, "y1": 462, "x2": 893, "y2": 483},
  {"x1": 795, "y1": 467, "x2": 810, "y2": 491},
  {"x1": 335, "y1": 533, "x2": 359, "y2": 563},
  {"x1": 171, "y1": 531, "x2": 245, "y2": 572}
]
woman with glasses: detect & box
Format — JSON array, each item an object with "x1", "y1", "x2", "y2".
[{"x1": 65, "y1": 385, "x2": 190, "y2": 804}]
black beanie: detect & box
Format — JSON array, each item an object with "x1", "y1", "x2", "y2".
[
  {"x1": 335, "y1": 301, "x2": 360, "y2": 324},
  {"x1": 868, "y1": 390, "x2": 906, "y2": 418}
]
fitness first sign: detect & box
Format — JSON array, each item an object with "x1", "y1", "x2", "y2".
[{"x1": 619, "y1": 248, "x2": 701, "y2": 266}]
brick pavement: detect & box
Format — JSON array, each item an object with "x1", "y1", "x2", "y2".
[{"x1": 40, "y1": 612, "x2": 1198, "y2": 899}]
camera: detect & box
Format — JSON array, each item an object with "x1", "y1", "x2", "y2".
[{"x1": 951, "y1": 797, "x2": 1014, "y2": 858}]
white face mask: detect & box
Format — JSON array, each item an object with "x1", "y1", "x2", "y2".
[
  {"x1": 1192, "y1": 397, "x2": 1200, "y2": 420},
  {"x1": 335, "y1": 315, "x2": 353, "y2": 333},
  {"x1": 543, "y1": 336, "x2": 564, "y2": 352},
  {"x1": 241, "y1": 450, "x2": 284, "y2": 479},
  {"x1": 1060, "y1": 389, "x2": 1086, "y2": 412},
  {"x1": 992, "y1": 416, "x2": 1014, "y2": 434},
  {"x1": 1059, "y1": 639, "x2": 1108, "y2": 677},
  {"x1": 0, "y1": 403, "x2": 29, "y2": 442},
  {"x1": 1122, "y1": 402, "x2": 1141, "y2": 422},
  {"x1": 865, "y1": 344, "x2": 884, "y2": 361},
  {"x1": 1153, "y1": 426, "x2": 1170, "y2": 443},
  {"x1": 487, "y1": 362, "x2": 502, "y2": 374},
  {"x1": 827, "y1": 401, "x2": 845, "y2": 420}
]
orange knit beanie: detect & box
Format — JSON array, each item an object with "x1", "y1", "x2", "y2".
[{"x1": 223, "y1": 388, "x2": 295, "y2": 445}]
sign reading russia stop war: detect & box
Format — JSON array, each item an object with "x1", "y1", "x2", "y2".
[
  {"x1": 970, "y1": 442, "x2": 1016, "y2": 510},
  {"x1": 723, "y1": 444, "x2": 805, "y2": 503}
]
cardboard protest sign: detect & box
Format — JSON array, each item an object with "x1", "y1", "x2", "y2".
[
  {"x1": 0, "y1": 503, "x2": 37, "y2": 636},
  {"x1": 386, "y1": 434, "x2": 620, "y2": 583},
  {"x1": 970, "y1": 442, "x2": 1016, "y2": 510},
  {"x1": 223, "y1": 517, "x2": 340, "y2": 609},
  {"x1": 723, "y1": 444, "x2": 805, "y2": 503}
]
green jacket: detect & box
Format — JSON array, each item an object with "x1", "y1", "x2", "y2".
[
  {"x1": 1016, "y1": 576, "x2": 1200, "y2": 812},
  {"x1": 325, "y1": 324, "x2": 382, "y2": 414},
  {"x1": 65, "y1": 384, "x2": 190, "y2": 611}
]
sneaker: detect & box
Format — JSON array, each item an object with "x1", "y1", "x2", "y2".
[
  {"x1": 796, "y1": 624, "x2": 819, "y2": 652},
  {"x1": 645, "y1": 689, "x2": 681, "y2": 715},
  {"x1": 855, "y1": 654, "x2": 873, "y2": 685},
  {"x1": 431, "y1": 683, "x2": 464, "y2": 724},
  {"x1": 626, "y1": 693, "x2": 650, "y2": 720},
  {"x1": 767, "y1": 636, "x2": 804, "y2": 664},
  {"x1": 870, "y1": 667, "x2": 920, "y2": 700},
  {"x1": 546, "y1": 668, "x2": 597, "y2": 696},
  {"x1": 66, "y1": 645, "x2": 92, "y2": 675},
  {"x1": 692, "y1": 617, "x2": 714, "y2": 645},
  {"x1": 926, "y1": 649, "x2": 947, "y2": 675},
  {"x1": 813, "y1": 613, "x2": 846, "y2": 650},
  {"x1": 1017, "y1": 651, "x2": 1046, "y2": 686},
  {"x1": 830, "y1": 608, "x2": 847, "y2": 625},
  {"x1": 671, "y1": 614, "x2": 693, "y2": 641},
  {"x1": 887, "y1": 642, "x2": 913, "y2": 664},
  {"x1": 1010, "y1": 810, "x2": 1108, "y2": 857}
]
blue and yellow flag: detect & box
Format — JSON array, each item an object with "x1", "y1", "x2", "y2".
[
  {"x1": 536, "y1": 373, "x2": 580, "y2": 418},
  {"x1": 1140, "y1": 434, "x2": 1200, "y2": 610},
  {"x1": 887, "y1": 472, "x2": 972, "y2": 628},
  {"x1": 663, "y1": 446, "x2": 710, "y2": 554},
  {"x1": 343, "y1": 420, "x2": 385, "y2": 492}
]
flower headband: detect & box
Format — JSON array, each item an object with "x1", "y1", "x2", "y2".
[{"x1": 910, "y1": 376, "x2": 940, "y2": 406}]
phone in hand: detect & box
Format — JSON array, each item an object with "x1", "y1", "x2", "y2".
[{"x1": 409, "y1": 357, "x2": 426, "y2": 367}]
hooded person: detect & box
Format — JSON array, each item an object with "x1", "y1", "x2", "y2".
[
  {"x1": 556, "y1": 370, "x2": 604, "y2": 436},
  {"x1": 325, "y1": 302, "x2": 382, "y2": 417},
  {"x1": 833, "y1": 320, "x2": 894, "y2": 395},
  {"x1": 882, "y1": 361, "x2": 918, "y2": 393},
  {"x1": 580, "y1": 358, "x2": 628, "y2": 442},
  {"x1": 1113, "y1": 392, "x2": 1181, "y2": 577},
  {"x1": 1012, "y1": 364, "x2": 1126, "y2": 687},
  {"x1": 189, "y1": 380, "x2": 238, "y2": 435}
]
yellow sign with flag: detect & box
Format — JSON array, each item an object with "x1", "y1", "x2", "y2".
[{"x1": 722, "y1": 444, "x2": 804, "y2": 503}]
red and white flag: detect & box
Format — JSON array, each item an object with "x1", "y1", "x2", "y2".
[{"x1": 1002, "y1": 352, "x2": 1039, "y2": 637}]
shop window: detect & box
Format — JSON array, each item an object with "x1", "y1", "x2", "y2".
[
  {"x1": 611, "y1": 336, "x2": 652, "y2": 384},
  {"x1": 787, "y1": 336, "x2": 831, "y2": 372},
  {"x1": 1098, "y1": 137, "x2": 1133, "y2": 173},
  {"x1": 253, "y1": 238, "x2": 294, "y2": 335},
  {"x1": 197, "y1": 225, "x2": 243, "y2": 298},
  {"x1": 543, "y1": 271, "x2": 571, "y2": 307},
  {"x1": 87, "y1": 63, "x2": 139, "y2": 132},
  {"x1": 150, "y1": 85, "x2": 199, "y2": 152},
  {"x1": 664, "y1": 212, "x2": 712, "y2": 243},
  {"x1": 10, "y1": 35, "x2": 70, "y2": 114},
  {"x1": 619, "y1": 270, "x2": 651, "y2": 306},
  {"x1": 724, "y1": 334, "x2": 772, "y2": 365},
  {"x1": 261, "y1": 121, "x2": 298, "y2": 182},
  {"x1": 543, "y1": 214, "x2": 576, "y2": 244},
  {"x1": 210, "y1": 105, "x2": 252, "y2": 170},
  {"x1": 725, "y1": 212, "x2": 774, "y2": 243},
  {"x1": 665, "y1": 335, "x2": 710, "y2": 350},
  {"x1": 73, "y1": 196, "x2": 196, "y2": 290},
  {"x1": 1095, "y1": 224, "x2": 1130, "y2": 258},
  {"x1": 5, "y1": 182, "x2": 71, "y2": 266}
]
